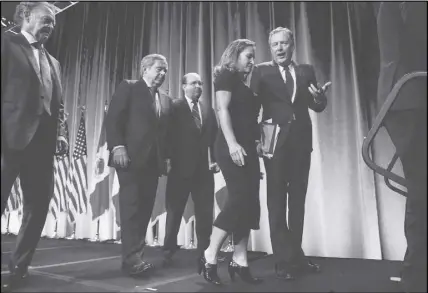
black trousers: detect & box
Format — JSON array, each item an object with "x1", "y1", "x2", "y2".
[
  {"x1": 264, "y1": 125, "x2": 311, "y2": 267},
  {"x1": 1, "y1": 112, "x2": 56, "y2": 272},
  {"x1": 384, "y1": 109, "x2": 427, "y2": 289},
  {"x1": 163, "y1": 162, "x2": 214, "y2": 254},
  {"x1": 116, "y1": 148, "x2": 159, "y2": 266}
]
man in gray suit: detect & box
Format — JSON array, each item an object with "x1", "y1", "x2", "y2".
[
  {"x1": 106, "y1": 54, "x2": 173, "y2": 278},
  {"x1": 1, "y1": 2, "x2": 68, "y2": 291},
  {"x1": 251, "y1": 27, "x2": 330, "y2": 281}
]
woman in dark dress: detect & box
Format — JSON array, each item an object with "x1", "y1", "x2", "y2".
[{"x1": 198, "y1": 39, "x2": 263, "y2": 285}]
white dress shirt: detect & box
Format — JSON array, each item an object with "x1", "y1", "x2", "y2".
[
  {"x1": 21, "y1": 30, "x2": 42, "y2": 70},
  {"x1": 279, "y1": 63, "x2": 297, "y2": 103},
  {"x1": 143, "y1": 77, "x2": 161, "y2": 117},
  {"x1": 185, "y1": 95, "x2": 202, "y2": 126}
]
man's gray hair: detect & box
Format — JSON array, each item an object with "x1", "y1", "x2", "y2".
[
  {"x1": 14, "y1": 2, "x2": 57, "y2": 26},
  {"x1": 140, "y1": 54, "x2": 168, "y2": 77},
  {"x1": 268, "y1": 27, "x2": 294, "y2": 46}
]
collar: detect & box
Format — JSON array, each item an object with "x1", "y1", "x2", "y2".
[
  {"x1": 185, "y1": 95, "x2": 200, "y2": 110},
  {"x1": 277, "y1": 61, "x2": 295, "y2": 72},
  {"x1": 143, "y1": 77, "x2": 161, "y2": 93},
  {"x1": 21, "y1": 30, "x2": 39, "y2": 46},
  {"x1": 185, "y1": 95, "x2": 199, "y2": 103},
  {"x1": 142, "y1": 77, "x2": 152, "y2": 89}
]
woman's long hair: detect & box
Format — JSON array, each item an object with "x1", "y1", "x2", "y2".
[{"x1": 213, "y1": 39, "x2": 256, "y2": 81}]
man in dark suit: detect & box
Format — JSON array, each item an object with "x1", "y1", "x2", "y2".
[
  {"x1": 251, "y1": 27, "x2": 331, "y2": 281},
  {"x1": 1, "y1": 2, "x2": 68, "y2": 291},
  {"x1": 106, "y1": 54, "x2": 173, "y2": 278},
  {"x1": 376, "y1": 3, "x2": 427, "y2": 292},
  {"x1": 162, "y1": 73, "x2": 219, "y2": 266}
]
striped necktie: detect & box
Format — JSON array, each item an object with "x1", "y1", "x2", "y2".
[
  {"x1": 191, "y1": 100, "x2": 202, "y2": 130},
  {"x1": 150, "y1": 87, "x2": 161, "y2": 118},
  {"x1": 33, "y1": 42, "x2": 53, "y2": 115}
]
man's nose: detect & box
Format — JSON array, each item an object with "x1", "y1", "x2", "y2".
[{"x1": 277, "y1": 44, "x2": 285, "y2": 52}]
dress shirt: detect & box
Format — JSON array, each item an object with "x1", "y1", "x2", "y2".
[
  {"x1": 21, "y1": 30, "x2": 43, "y2": 70},
  {"x1": 279, "y1": 63, "x2": 297, "y2": 103}
]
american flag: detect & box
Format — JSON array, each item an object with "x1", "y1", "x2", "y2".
[
  {"x1": 50, "y1": 121, "x2": 70, "y2": 220},
  {"x1": 6, "y1": 177, "x2": 23, "y2": 214},
  {"x1": 67, "y1": 112, "x2": 88, "y2": 223}
]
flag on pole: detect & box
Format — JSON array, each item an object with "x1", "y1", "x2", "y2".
[
  {"x1": 111, "y1": 171, "x2": 121, "y2": 240},
  {"x1": 67, "y1": 112, "x2": 88, "y2": 222},
  {"x1": 5, "y1": 178, "x2": 23, "y2": 214},
  {"x1": 183, "y1": 196, "x2": 195, "y2": 224},
  {"x1": 48, "y1": 199, "x2": 58, "y2": 220},
  {"x1": 150, "y1": 176, "x2": 167, "y2": 222},
  {"x1": 51, "y1": 121, "x2": 70, "y2": 220},
  {"x1": 89, "y1": 108, "x2": 111, "y2": 220}
]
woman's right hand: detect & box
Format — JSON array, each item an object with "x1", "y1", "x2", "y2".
[{"x1": 228, "y1": 143, "x2": 247, "y2": 167}]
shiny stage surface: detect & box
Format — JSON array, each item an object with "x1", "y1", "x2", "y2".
[{"x1": 1, "y1": 234, "x2": 404, "y2": 292}]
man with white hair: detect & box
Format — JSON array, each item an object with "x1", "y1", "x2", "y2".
[
  {"x1": 251, "y1": 27, "x2": 331, "y2": 281},
  {"x1": 1, "y1": 2, "x2": 68, "y2": 291},
  {"x1": 106, "y1": 54, "x2": 173, "y2": 277}
]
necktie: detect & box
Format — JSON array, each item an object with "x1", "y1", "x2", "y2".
[
  {"x1": 283, "y1": 66, "x2": 294, "y2": 101},
  {"x1": 32, "y1": 42, "x2": 53, "y2": 115},
  {"x1": 191, "y1": 100, "x2": 202, "y2": 131},
  {"x1": 150, "y1": 87, "x2": 161, "y2": 118}
]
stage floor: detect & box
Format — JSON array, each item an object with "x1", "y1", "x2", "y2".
[{"x1": 1, "y1": 234, "x2": 404, "y2": 292}]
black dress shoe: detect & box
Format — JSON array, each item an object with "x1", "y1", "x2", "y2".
[
  {"x1": 122, "y1": 261, "x2": 155, "y2": 277},
  {"x1": 162, "y1": 245, "x2": 180, "y2": 267},
  {"x1": 228, "y1": 260, "x2": 263, "y2": 284},
  {"x1": 162, "y1": 249, "x2": 177, "y2": 267},
  {"x1": 8, "y1": 264, "x2": 29, "y2": 277},
  {"x1": 2, "y1": 268, "x2": 29, "y2": 292},
  {"x1": 299, "y1": 260, "x2": 321, "y2": 274},
  {"x1": 275, "y1": 263, "x2": 297, "y2": 281},
  {"x1": 197, "y1": 255, "x2": 222, "y2": 285}
]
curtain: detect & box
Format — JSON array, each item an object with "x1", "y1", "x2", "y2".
[{"x1": 2, "y1": 1, "x2": 419, "y2": 261}]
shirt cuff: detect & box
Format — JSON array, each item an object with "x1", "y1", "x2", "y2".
[
  {"x1": 112, "y1": 145, "x2": 125, "y2": 152},
  {"x1": 57, "y1": 136, "x2": 68, "y2": 143}
]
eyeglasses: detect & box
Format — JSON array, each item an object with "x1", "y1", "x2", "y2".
[{"x1": 185, "y1": 81, "x2": 204, "y2": 86}]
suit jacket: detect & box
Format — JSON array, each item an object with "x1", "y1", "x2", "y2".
[
  {"x1": 376, "y1": 2, "x2": 427, "y2": 111},
  {"x1": 167, "y1": 97, "x2": 217, "y2": 178},
  {"x1": 106, "y1": 79, "x2": 173, "y2": 170},
  {"x1": 251, "y1": 61, "x2": 327, "y2": 152},
  {"x1": 1, "y1": 31, "x2": 66, "y2": 150}
]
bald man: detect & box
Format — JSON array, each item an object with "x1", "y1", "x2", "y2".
[{"x1": 162, "y1": 73, "x2": 219, "y2": 266}]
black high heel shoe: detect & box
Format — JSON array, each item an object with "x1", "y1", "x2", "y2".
[
  {"x1": 228, "y1": 260, "x2": 263, "y2": 284},
  {"x1": 197, "y1": 255, "x2": 222, "y2": 285}
]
